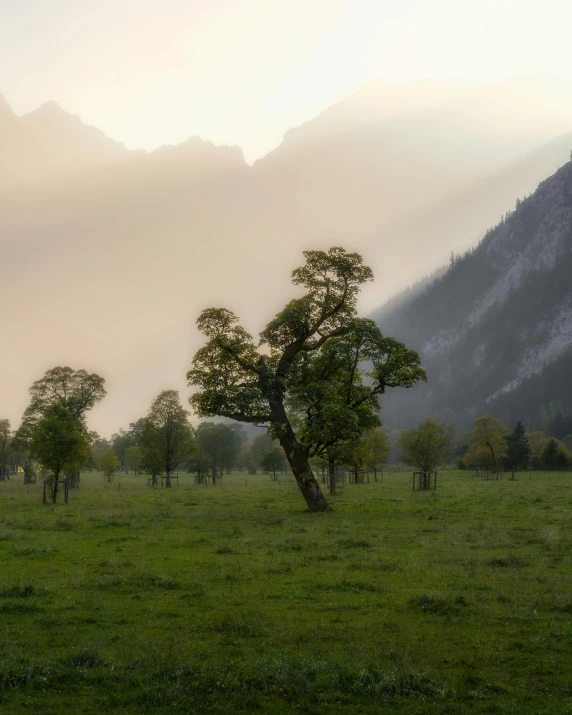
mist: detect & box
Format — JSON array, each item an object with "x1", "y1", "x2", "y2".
[{"x1": 3, "y1": 74, "x2": 572, "y2": 435}]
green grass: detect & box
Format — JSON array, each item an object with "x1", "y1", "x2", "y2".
[{"x1": 0, "y1": 470, "x2": 571, "y2": 713}]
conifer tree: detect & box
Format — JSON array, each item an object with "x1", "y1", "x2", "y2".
[{"x1": 506, "y1": 421, "x2": 531, "y2": 470}]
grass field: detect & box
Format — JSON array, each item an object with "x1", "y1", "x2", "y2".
[{"x1": 0, "y1": 469, "x2": 571, "y2": 714}]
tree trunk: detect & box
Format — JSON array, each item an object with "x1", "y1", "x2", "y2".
[
  {"x1": 373, "y1": 466, "x2": 378, "y2": 482},
  {"x1": 165, "y1": 470, "x2": 171, "y2": 488},
  {"x1": 274, "y1": 416, "x2": 330, "y2": 512},
  {"x1": 328, "y1": 460, "x2": 336, "y2": 495}
]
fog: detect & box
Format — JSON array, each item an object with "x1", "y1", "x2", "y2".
[{"x1": 3, "y1": 73, "x2": 572, "y2": 435}]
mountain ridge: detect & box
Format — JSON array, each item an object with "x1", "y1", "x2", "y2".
[{"x1": 373, "y1": 159, "x2": 572, "y2": 433}]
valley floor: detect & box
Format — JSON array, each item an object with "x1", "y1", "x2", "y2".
[{"x1": 0, "y1": 470, "x2": 571, "y2": 714}]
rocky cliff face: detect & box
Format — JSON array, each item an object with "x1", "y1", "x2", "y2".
[{"x1": 374, "y1": 160, "x2": 572, "y2": 433}]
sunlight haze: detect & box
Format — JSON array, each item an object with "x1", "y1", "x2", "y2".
[
  {"x1": 2, "y1": 0, "x2": 572, "y2": 161},
  {"x1": 3, "y1": 0, "x2": 572, "y2": 436}
]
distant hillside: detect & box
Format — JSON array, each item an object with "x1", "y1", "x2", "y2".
[
  {"x1": 2, "y1": 77, "x2": 572, "y2": 434},
  {"x1": 373, "y1": 160, "x2": 572, "y2": 435},
  {"x1": 0, "y1": 96, "x2": 127, "y2": 186}
]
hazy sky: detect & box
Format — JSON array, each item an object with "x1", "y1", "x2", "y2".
[{"x1": 2, "y1": 0, "x2": 572, "y2": 161}]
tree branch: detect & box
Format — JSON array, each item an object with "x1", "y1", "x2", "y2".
[
  {"x1": 299, "y1": 325, "x2": 351, "y2": 353},
  {"x1": 218, "y1": 342, "x2": 261, "y2": 374},
  {"x1": 217, "y1": 411, "x2": 270, "y2": 425}
]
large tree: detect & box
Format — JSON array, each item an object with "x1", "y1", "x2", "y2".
[
  {"x1": 399, "y1": 416, "x2": 449, "y2": 473},
  {"x1": 188, "y1": 247, "x2": 425, "y2": 511},
  {"x1": 140, "y1": 390, "x2": 194, "y2": 487},
  {"x1": 30, "y1": 404, "x2": 90, "y2": 502}
]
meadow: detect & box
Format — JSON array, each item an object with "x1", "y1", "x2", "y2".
[{"x1": 0, "y1": 470, "x2": 571, "y2": 714}]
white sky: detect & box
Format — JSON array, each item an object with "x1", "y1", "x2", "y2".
[{"x1": 2, "y1": 0, "x2": 572, "y2": 161}]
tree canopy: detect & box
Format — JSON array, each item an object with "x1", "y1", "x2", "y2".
[
  {"x1": 188, "y1": 246, "x2": 426, "y2": 511},
  {"x1": 19, "y1": 366, "x2": 106, "y2": 435},
  {"x1": 0, "y1": 419, "x2": 13, "y2": 479},
  {"x1": 399, "y1": 416, "x2": 449, "y2": 473},
  {"x1": 30, "y1": 404, "x2": 90, "y2": 500},
  {"x1": 195, "y1": 422, "x2": 245, "y2": 480},
  {"x1": 259, "y1": 448, "x2": 286, "y2": 478},
  {"x1": 506, "y1": 421, "x2": 531, "y2": 470},
  {"x1": 124, "y1": 445, "x2": 143, "y2": 475},
  {"x1": 98, "y1": 447, "x2": 120, "y2": 477},
  {"x1": 361, "y1": 427, "x2": 390, "y2": 477},
  {"x1": 140, "y1": 390, "x2": 194, "y2": 486},
  {"x1": 465, "y1": 414, "x2": 508, "y2": 469}
]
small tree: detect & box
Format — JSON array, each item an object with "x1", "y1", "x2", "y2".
[
  {"x1": 112, "y1": 430, "x2": 135, "y2": 473},
  {"x1": 464, "y1": 444, "x2": 496, "y2": 469},
  {"x1": 0, "y1": 419, "x2": 13, "y2": 480},
  {"x1": 399, "y1": 416, "x2": 449, "y2": 473},
  {"x1": 124, "y1": 445, "x2": 142, "y2": 475},
  {"x1": 195, "y1": 422, "x2": 244, "y2": 482},
  {"x1": 542, "y1": 438, "x2": 559, "y2": 469},
  {"x1": 241, "y1": 434, "x2": 275, "y2": 475},
  {"x1": 87, "y1": 436, "x2": 109, "y2": 472},
  {"x1": 259, "y1": 448, "x2": 286, "y2": 479},
  {"x1": 16, "y1": 366, "x2": 106, "y2": 487},
  {"x1": 466, "y1": 414, "x2": 508, "y2": 470},
  {"x1": 555, "y1": 445, "x2": 570, "y2": 469},
  {"x1": 506, "y1": 421, "x2": 531, "y2": 470},
  {"x1": 527, "y1": 431, "x2": 546, "y2": 469},
  {"x1": 30, "y1": 404, "x2": 89, "y2": 502},
  {"x1": 341, "y1": 437, "x2": 374, "y2": 484},
  {"x1": 361, "y1": 427, "x2": 390, "y2": 481},
  {"x1": 98, "y1": 447, "x2": 120, "y2": 481},
  {"x1": 318, "y1": 444, "x2": 347, "y2": 495},
  {"x1": 140, "y1": 391, "x2": 194, "y2": 487}
]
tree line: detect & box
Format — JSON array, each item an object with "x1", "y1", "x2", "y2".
[{"x1": 7, "y1": 247, "x2": 564, "y2": 510}]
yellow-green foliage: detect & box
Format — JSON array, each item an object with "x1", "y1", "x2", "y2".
[
  {"x1": 97, "y1": 447, "x2": 119, "y2": 477},
  {"x1": 465, "y1": 414, "x2": 508, "y2": 468}
]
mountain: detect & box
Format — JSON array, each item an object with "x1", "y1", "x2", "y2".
[
  {"x1": 373, "y1": 159, "x2": 572, "y2": 435},
  {"x1": 254, "y1": 77, "x2": 572, "y2": 306},
  {"x1": 2, "y1": 78, "x2": 572, "y2": 435},
  {"x1": 281, "y1": 76, "x2": 572, "y2": 168},
  {"x1": 0, "y1": 98, "x2": 128, "y2": 186}
]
